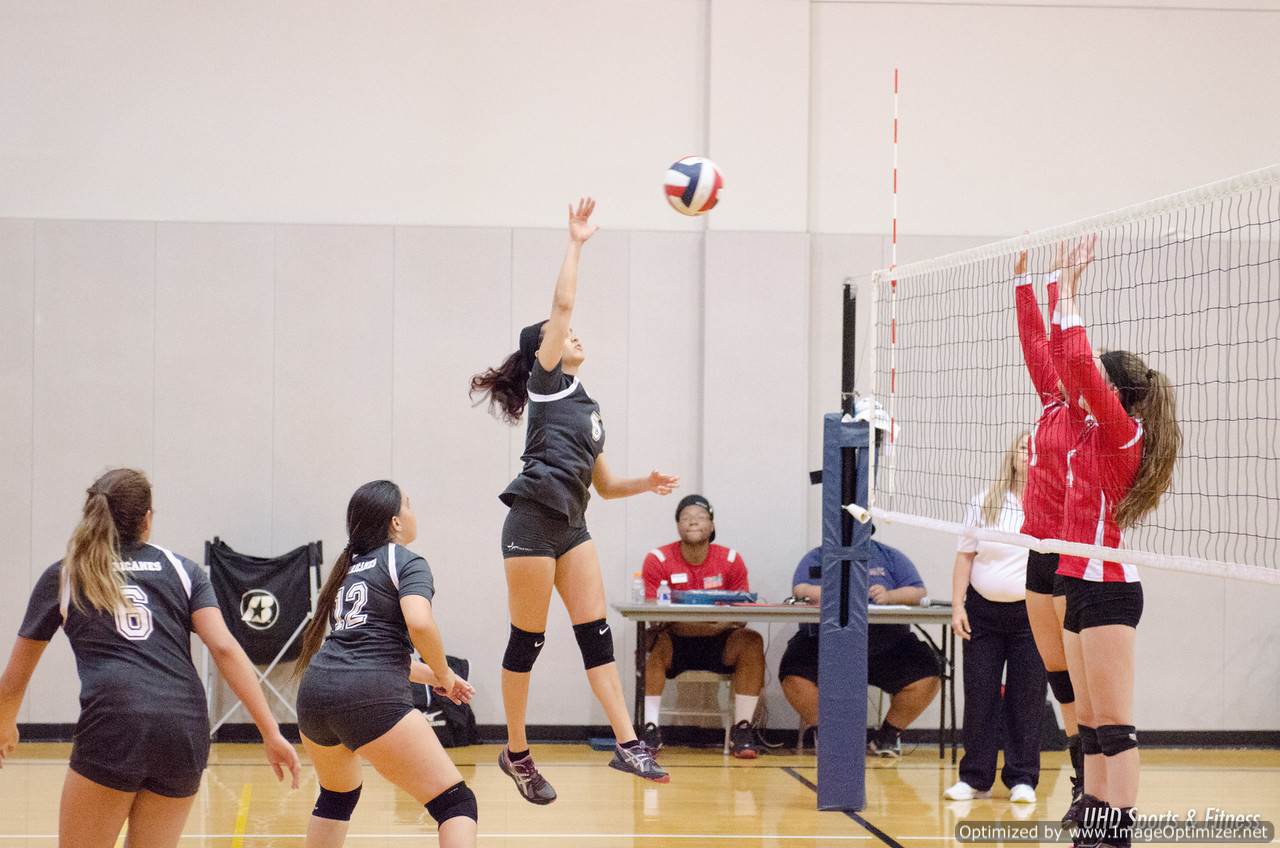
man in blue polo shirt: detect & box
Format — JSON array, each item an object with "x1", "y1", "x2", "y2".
[{"x1": 779, "y1": 535, "x2": 941, "y2": 757}]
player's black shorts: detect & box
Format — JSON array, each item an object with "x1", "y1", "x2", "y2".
[
  {"x1": 501, "y1": 497, "x2": 592, "y2": 559},
  {"x1": 778, "y1": 630, "x2": 941, "y2": 695},
  {"x1": 662, "y1": 630, "x2": 736, "y2": 678},
  {"x1": 70, "y1": 709, "x2": 210, "y2": 798},
  {"x1": 297, "y1": 666, "x2": 417, "y2": 751},
  {"x1": 1061, "y1": 576, "x2": 1143, "y2": 633},
  {"x1": 1026, "y1": 550, "x2": 1066, "y2": 596}
]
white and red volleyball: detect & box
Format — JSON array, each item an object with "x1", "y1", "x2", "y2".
[{"x1": 664, "y1": 156, "x2": 723, "y2": 216}]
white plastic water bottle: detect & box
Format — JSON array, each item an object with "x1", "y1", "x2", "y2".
[
  {"x1": 631, "y1": 571, "x2": 645, "y2": 604},
  {"x1": 656, "y1": 579, "x2": 672, "y2": 605}
]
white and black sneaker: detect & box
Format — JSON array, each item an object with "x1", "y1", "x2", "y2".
[
  {"x1": 866, "y1": 731, "x2": 902, "y2": 759},
  {"x1": 609, "y1": 741, "x2": 670, "y2": 783},
  {"x1": 499, "y1": 748, "x2": 557, "y2": 805},
  {"x1": 641, "y1": 722, "x2": 664, "y2": 753}
]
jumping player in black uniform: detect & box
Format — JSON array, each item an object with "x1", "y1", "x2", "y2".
[
  {"x1": 294, "y1": 480, "x2": 477, "y2": 848},
  {"x1": 471, "y1": 198, "x2": 679, "y2": 804},
  {"x1": 0, "y1": 468, "x2": 300, "y2": 848}
]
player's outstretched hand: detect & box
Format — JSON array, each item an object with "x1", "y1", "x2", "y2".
[
  {"x1": 265, "y1": 731, "x2": 302, "y2": 789},
  {"x1": 1064, "y1": 235, "x2": 1097, "y2": 299},
  {"x1": 568, "y1": 197, "x2": 598, "y2": 244},
  {"x1": 434, "y1": 675, "x2": 476, "y2": 706},
  {"x1": 648, "y1": 470, "x2": 680, "y2": 496},
  {"x1": 0, "y1": 721, "x2": 17, "y2": 768}
]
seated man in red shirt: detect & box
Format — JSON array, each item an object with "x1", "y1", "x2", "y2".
[{"x1": 641, "y1": 495, "x2": 764, "y2": 759}]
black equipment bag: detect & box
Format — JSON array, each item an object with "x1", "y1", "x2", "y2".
[{"x1": 206, "y1": 537, "x2": 322, "y2": 666}]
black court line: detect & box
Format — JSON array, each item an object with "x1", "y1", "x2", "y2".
[{"x1": 783, "y1": 767, "x2": 906, "y2": 848}]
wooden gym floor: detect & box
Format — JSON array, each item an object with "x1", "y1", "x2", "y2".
[{"x1": 2, "y1": 743, "x2": 1278, "y2": 846}]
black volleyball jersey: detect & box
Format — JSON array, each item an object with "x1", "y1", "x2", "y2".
[
  {"x1": 500, "y1": 361, "x2": 606, "y2": 528},
  {"x1": 18, "y1": 543, "x2": 219, "y2": 718},
  {"x1": 309, "y1": 543, "x2": 434, "y2": 674}
]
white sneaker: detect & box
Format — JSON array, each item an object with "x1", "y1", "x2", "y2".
[
  {"x1": 1009, "y1": 783, "x2": 1037, "y2": 804},
  {"x1": 944, "y1": 780, "x2": 990, "y2": 801}
]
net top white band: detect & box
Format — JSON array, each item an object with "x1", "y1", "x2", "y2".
[{"x1": 873, "y1": 163, "x2": 1280, "y2": 283}]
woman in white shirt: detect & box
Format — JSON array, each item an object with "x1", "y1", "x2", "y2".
[{"x1": 945, "y1": 432, "x2": 1046, "y2": 804}]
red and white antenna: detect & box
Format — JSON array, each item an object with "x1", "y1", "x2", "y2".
[{"x1": 889, "y1": 67, "x2": 899, "y2": 445}]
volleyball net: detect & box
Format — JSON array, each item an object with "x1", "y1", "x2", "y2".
[{"x1": 865, "y1": 165, "x2": 1280, "y2": 584}]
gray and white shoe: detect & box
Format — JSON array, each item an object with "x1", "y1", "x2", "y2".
[
  {"x1": 499, "y1": 748, "x2": 557, "y2": 805},
  {"x1": 609, "y1": 742, "x2": 670, "y2": 783}
]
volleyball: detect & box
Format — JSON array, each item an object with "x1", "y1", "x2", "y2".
[{"x1": 664, "y1": 156, "x2": 724, "y2": 216}]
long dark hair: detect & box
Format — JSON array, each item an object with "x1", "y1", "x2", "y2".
[
  {"x1": 1100, "y1": 350, "x2": 1182, "y2": 528},
  {"x1": 64, "y1": 468, "x2": 152, "y2": 614},
  {"x1": 471, "y1": 320, "x2": 546, "y2": 424},
  {"x1": 470, "y1": 350, "x2": 532, "y2": 424},
  {"x1": 296, "y1": 480, "x2": 404, "y2": 672}
]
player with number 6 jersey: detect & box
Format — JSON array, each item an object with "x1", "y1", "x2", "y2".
[
  {"x1": 470, "y1": 198, "x2": 679, "y2": 804},
  {"x1": 0, "y1": 468, "x2": 300, "y2": 848}
]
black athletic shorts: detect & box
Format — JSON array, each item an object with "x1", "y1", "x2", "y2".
[
  {"x1": 663, "y1": 630, "x2": 735, "y2": 678},
  {"x1": 1026, "y1": 550, "x2": 1066, "y2": 597},
  {"x1": 1061, "y1": 576, "x2": 1144, "y2": 633},
  {"x1": 501, "y1": 497, "x2": 592, "y2": 559},
  {"x1": 297, "y1": 666, "x2": 416, "y2": 751},
  {"x1": 778, "y1": 630, "x2": 941, "y2": 695},
  {"x1": 70, "y1": 709, "x2": 210, "y2": 798}
]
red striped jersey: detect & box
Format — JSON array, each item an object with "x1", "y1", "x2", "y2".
[
  {"x1": 1016, "y1": 274, "x2": 1088, "y2": 540},
  {"x1": 1052, "y1": 315, "x2": 1144, "y2": 583}
]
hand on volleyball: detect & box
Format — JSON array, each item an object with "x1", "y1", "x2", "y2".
[
  {"x1": 0, "y1": 721, "x2": 17, "y2": 767},
  {"x1": 265, "y1": 731, "x2": 302, "y2": 789},
  {"x1": 568, "y1": 197, "x2": 598, "y2": 244},
  {"x1": 648, "y1": 470, "x2": 680, "y2": 496}
]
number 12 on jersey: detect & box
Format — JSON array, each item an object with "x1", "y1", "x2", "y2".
[{"x1": 332, "y1": 581, "x2": 369, "y2": 631}]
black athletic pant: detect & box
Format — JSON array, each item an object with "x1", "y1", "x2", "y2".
[{"x1": 959, "y1": 587, "x2": 1047, "y2": 791}]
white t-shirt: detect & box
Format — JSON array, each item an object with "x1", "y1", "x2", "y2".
[{"x1": 957, "y1": 491, "x2": 1029, "y2": 603}]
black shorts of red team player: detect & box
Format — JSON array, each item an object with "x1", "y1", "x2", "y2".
[
  {"x1": 1025, "y1": 550, "x2": 1067, "y2": 597},
  {"x1": 1061, "y1": 576, "x2": 1144, "y2": 633}
]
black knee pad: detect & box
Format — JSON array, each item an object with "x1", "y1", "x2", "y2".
[
  {"x1": 1097, "y1": 724, "x2": 1138, "y2": 757},
  {"x1": 572, "y1": 618, "x2": 615, "y2": 670},
  {"x1": 425, "y1": 781, "x2": 477, "y2": 826},
  {"x1": 502, "y1": 625, "x2": 546, "y2": 673},
  {"x1": 1078, "y1": 724, "x2": 1101, "y2": 756},
  {"x1": 313, "y1": 784, "x2": 362, "y2": 821},
  {"x1": 1047, "y1": 670, "x2": 1075, "y2": 705}
]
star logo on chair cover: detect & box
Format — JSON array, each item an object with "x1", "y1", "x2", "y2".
[{"x1": 240, "y1": 589, "x2": 280, "y2": 631}]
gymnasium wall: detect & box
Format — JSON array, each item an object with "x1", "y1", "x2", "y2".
[{"x1": 1, "y1": 0, "x2": 1277, "y2": 732}]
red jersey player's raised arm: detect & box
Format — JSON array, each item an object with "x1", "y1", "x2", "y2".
[
  {"x1": 1053, "y1": 237, "x2": 1140, "y2": 451},
  {"x1": 1013, "y1": 248, "x2": 1064, "y2": 405}
]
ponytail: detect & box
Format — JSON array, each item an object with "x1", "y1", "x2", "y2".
[
  {"x1": 1113, "y1": 364, "x2": 1182, "y2": 528},
  {"x1": 469, "y1": 349, "x2": 532, "y2": 424},
  {"x1": 296, "y1": 544, "x2": 353, "y2": 673},
  {"x1": 471, "y1": 320, "x2": 548, "y2": 425},
  {"x1": 62, "y1": 469, "x2": 152, "y2": 615},
  {"x1": 294, "y1": 480, "x2": 405, "y2": 675}
]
